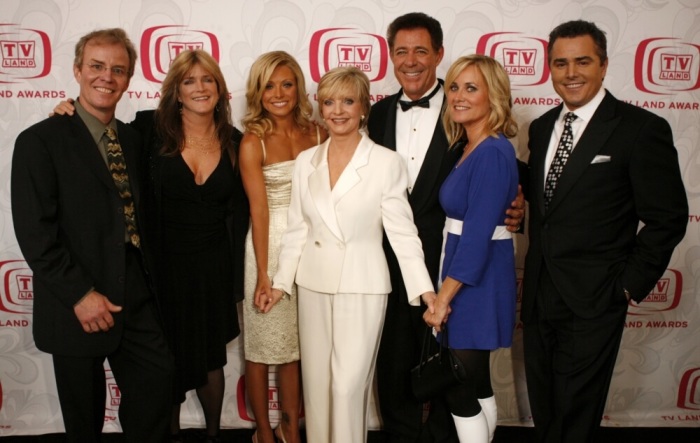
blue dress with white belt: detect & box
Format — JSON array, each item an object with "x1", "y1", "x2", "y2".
[{"x1": 439, "y1": 133, "x2": 518, "y2": 350}]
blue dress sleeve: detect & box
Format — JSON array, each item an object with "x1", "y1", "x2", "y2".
[{"x1": 444, "y1": 137, "x2": 517, "y2": 286}]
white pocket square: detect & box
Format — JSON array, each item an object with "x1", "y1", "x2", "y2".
[{"x1": 591, "y1": 155, "x2": 611, "y2": 164}]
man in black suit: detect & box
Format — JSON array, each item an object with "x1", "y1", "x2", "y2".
[
  {"x1": 522, "y1": 20, "x2": 688, "y2": 443},
  {"x1": 11, "y1": 28, "x2": 172, "y2": 442},
  {"x1": 368, "y1": 13, "x2": 524, "y2": 443}
]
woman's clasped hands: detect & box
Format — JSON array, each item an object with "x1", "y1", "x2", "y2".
[{"x1": 255, "y1": 285, "x2": 285, "y2": 313}]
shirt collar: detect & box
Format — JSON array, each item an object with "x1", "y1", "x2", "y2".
[
  {"x1": 74, "y1": 98, "x2": 118, "y2": 145},
  {"x1": 560, "y1": 87, "x2": 606, "y2": 123},
  {"x1": 400, "y1": 79, "x2": 441, "y2": 102}
]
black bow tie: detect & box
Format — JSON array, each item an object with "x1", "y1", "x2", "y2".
[{"x1": 399, "y1": 83, "x2": 441, "y2": 111}]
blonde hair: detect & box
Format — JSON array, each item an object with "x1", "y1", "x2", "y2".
[
  {"x1": 442, "y1": 55, "x2": 517, "y2": 146},
  {"x1": 316, "y1": 67, "x2": 371, "y2": 128},
  {"x1": 241, "y1": 51, "x2": 313, "y2": 138}
]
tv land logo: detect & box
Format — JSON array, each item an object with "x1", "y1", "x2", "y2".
[
  {"x1": 476, "y1": 32, "x2": 549, "y2": 88},
  {"x1": 105, "y1": 368, "x2": 121, "y2": 422},
  {"x1": 635, "y1": 38, "x2": 700, "y2": 94},
  {"x1": 140, "y1": 25, "x2": 220, "y2": 83},
  {"x1": 0, "y1": 260, "x2": 33, "y2": 315},
  {"x1": 678, "y1": 367, "x2": 700, "y2": 410},
  {"x1": 628, "y1": 269, "x2": 682, "y2": 315},
  {"x1": 236, "y1": 372, "x2": 304, "y2": 424},
  {"x1": 0, "y1": 24, "x2": 51, "y2": 83},
  {"x1": 514, "y1": 268, "x2": 680, "y2": 315},
  {"x1": 309, "y1": 28, "x2": 388, "y2": 83}
]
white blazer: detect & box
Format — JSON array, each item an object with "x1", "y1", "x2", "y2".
[{"x1": 273, "y1": 133, "x2": 433, "y2": 305}]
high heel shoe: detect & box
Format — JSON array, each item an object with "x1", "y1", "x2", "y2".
[
  {"x1": 274, "y1": 426, "x2": 288, "y2": 443},
  {"x1": 252, "y1": 431, "x2": 259, "y2": 443}
]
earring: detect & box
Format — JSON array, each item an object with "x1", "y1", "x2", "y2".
[{"x1": 360, "y1": 115, "x2": 365, "y2": 121}]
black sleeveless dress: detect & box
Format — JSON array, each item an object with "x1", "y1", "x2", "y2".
[{"x1": 158, "y1": 150, "x2": 239, "y2": 401}]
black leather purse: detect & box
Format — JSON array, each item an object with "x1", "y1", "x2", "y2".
[{"x1": 410, "y1": 324, "x2": 467, "y2": 402}]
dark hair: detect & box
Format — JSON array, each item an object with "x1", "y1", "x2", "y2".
[
  {"x1": 548, "y1": 20, "x2": 607, "y2": 65},
  {"x1": 74, "y1": 28, "x2": 137, "y2": 77},
  {"x1": 387, "y1": 12, "x2": 443, "y2": 52}
]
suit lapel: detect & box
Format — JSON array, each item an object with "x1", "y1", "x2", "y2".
[
  {"x1": 69, "y1": 114, "x2": 116, "y2": 191},
  {"x1": 531, "y1": 108, "x2": 559, "y2": 216},
  {"x1": 308, "y1": 135, "x2": 373, "y2": 242},
  {"x1": 308, "y1": 140, "x2": 344, "y2": 241},
  {"x1": 333, "y1": 134, "x2": 371, "y2": 201},
  {"x1": 546, "y1": 92, "x2": 620, "y2": 213},
  {"x1": 381, "y1": 94, "x2": 400, "y2": 150},
  {"x1": 410, "y1": 94, "x2": 448, "y2": 210},
  {"x1": 118, "y1": 121, "x2": 142, "y2": 206}
]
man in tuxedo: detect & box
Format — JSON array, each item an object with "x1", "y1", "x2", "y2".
[
  {"x1": 368, "y1": 12, "x2": 524, "y2": 443},
  {"x1": 11, "y1": 28, "x2": 172, "y2": 442},
  {"x1": 522, "y1": 20, "x2": 688, "y2": 443}
]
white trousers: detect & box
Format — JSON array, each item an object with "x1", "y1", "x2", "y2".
[{"x1": 297, "y1": 287, "x2": 388, "y2": 443}]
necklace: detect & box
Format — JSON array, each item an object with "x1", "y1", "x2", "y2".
[{"x1": 184, "y1": 135, "x2": 218, "y2": 155}]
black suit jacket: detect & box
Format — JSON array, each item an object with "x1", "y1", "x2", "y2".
[
  {"x1": 367, "y1": 89, "x2": 459, "y2": 286},
  {"x1": 522, "y1": 90, "x2": 688, "y2": 321},
  {"x1": 11, "y1": 113, "x2": 147, "y2": 356}
]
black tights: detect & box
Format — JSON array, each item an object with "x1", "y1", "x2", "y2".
[
  {"x1": 444, "y1": 349, "x2": 492, "y2": 417},
  {"x1": 196, "y1": 368, "x2": 225, "y2": 437},
  {"x1": 171, "y1": 368, "x2": 225, "y2": 438}
]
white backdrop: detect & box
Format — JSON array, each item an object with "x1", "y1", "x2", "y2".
[{"x1": 0, "y1": 0, "x2": 698, "y2": 436}]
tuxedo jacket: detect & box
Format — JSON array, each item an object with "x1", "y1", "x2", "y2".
[
  {"x1": 11, "y1": 113, "x2": 148, "y2": 356},
  {"x1": 367, "y1": 90, "x2": 460, "y2": 286},
  {"x1": 522, "y1": 90, "x2": 688, "y2": 321},
  {"x1": 273, "y1": 134, "x2": 434, "y2": 303}
]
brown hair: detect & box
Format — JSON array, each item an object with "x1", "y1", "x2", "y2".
[
  {"x1": 74, "y1": 28, "x2": 137, "y2": 77},
  {"x1": 155, "y1": 50, "x2": 235, "y2": 163}
]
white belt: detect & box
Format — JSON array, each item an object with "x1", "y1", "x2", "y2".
[
  {"x1": 438, "y1": 217, "x2": 512, "y2": 289},
  {"x1": 444, "y1": 217, "x2": 512, "y2": 240}
]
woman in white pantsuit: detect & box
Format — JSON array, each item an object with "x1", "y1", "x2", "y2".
[{"x1": 266, "y1": 67, "x2": 436, "y2": 443}]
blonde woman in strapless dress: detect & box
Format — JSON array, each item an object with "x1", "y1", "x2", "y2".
[{"x1": 239, "y1": 51, "x2": 327, "y2": 443}]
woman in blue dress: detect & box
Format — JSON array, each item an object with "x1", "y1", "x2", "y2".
[{"x1": 423, "y1": 55, "x2": 519, "y2": 442}]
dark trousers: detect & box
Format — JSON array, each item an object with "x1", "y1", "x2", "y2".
[
  {"x1": 52, "y1": 247, "x2": 173, "y2": 443},
  {"x1": 376, "y1": 288, "x2": 458, "y2": 443},
  {"x1": 523, "y1": 266, "x2": 627, "y2": 443}
]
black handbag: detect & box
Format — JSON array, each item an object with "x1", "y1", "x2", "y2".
[{"x1": 410, "y1": 324, "x2": 467, "y2": 402}]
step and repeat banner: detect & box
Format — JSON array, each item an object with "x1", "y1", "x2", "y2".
[{"x1": 1, "y1": 0, "x2": 698, "y2": 436}]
